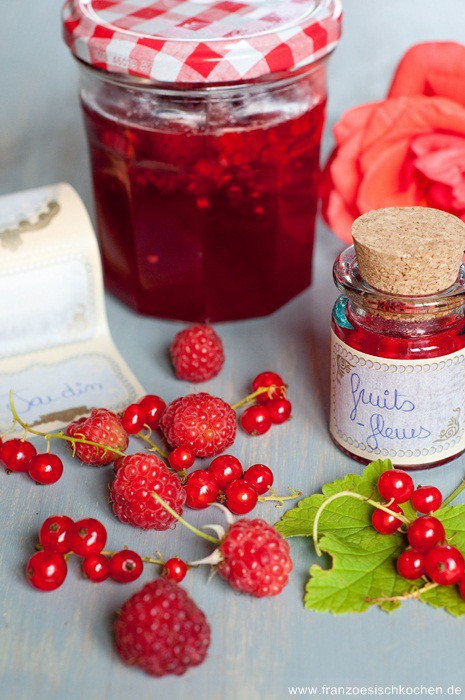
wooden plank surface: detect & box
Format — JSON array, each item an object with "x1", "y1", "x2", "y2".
[{"x1": 2, "y1": 2, "x2": 465, "y2": 699}]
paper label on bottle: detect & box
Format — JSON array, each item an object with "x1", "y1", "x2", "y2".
[
  {"x1": 0, "y1": 183, "x2": 145, "y2": 436},
  {"x1": 330, "y1": 331, "x2": 465, "y2": 466}
]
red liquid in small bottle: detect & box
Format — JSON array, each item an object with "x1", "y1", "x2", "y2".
[
  {"x1": 82, "y1": 100, "x2": 326, "y2": 321},
  {"x1": 333, "y1": 305, "x2": 465, "y2": 360}
]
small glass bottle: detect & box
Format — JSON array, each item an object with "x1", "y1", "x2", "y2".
[{"x1": 331, "y1": 207, "x2": 465, "y2": 470}]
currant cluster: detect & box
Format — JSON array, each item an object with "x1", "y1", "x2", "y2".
[
  {"x1": 120, "y1": 394, "x2": 167, "y2": 434},
  {"x1": 372, "y1": 470, "x2": 465, "y2": 592},
  {"x1": 0, "y1": 438, "x2": 63, "y2": 484},
  {"x1": 184, "y1": 455, "x2": 274, "y2": 514},
  {"x1": 111, "y1": 376, "x2": 294, "y2": 525},
  {"x1": 26, "y1": 514, "x2": 188, "y2": 592},
  {"x1": 240, "y1": 372, "x2": 292, "y2": 436}
]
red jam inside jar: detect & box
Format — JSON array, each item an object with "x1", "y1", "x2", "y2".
[
  {"x1": 81, "y1": 87, "x2": 326, "y2": 321},
  {"x1": 63, "y1": 0, "x2": 342, "y2": 321}
]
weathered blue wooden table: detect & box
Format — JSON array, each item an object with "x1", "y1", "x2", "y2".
[{"x1": 2, "y1": 2, "x2": 465, "y2": 698}]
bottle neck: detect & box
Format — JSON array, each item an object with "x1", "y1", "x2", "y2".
[
  {"x1": 346, "y1": 297, "x2": 465, "y2": 338},
  {"x1": 334, "y1": 246, "x2": 465, "y2": 339}
]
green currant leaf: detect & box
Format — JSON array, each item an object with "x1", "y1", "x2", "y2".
[
  {"x1": 400, "y1": 498, "x2": 418, "y2": 522},
  {"x1": 434, "y1": 505, "x2": 465, "y2": 549},
  {"x1": 275, "y1": 459, "x2": 393, "y2": 539},
  {"x1": 276, "y1": 458, "x2": 465, "y2": 617},
  {"x1": 420, "y1": 583, "x2": 465, "y2": 617},
  {"x1": 305, "y1": 532, "x2": 417, "y2": 614}
]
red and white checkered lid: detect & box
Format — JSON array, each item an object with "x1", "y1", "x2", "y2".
[{"x1": 63, "y1": 0, "x2": 342, "y2": 84}]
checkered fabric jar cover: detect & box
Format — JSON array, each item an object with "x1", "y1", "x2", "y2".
[{"x1": 63, "y1": 0, "x2": 342, "y2": 84}]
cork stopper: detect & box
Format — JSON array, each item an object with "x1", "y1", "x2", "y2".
[{"x1": 352, "y1": 207, "x2": 465, "y2": 296}]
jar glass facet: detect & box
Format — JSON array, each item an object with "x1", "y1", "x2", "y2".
[{"x1": 78, "y1": 62, "x2": 329, "y2": 320}]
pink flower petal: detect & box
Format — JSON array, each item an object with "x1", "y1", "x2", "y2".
[
  {"x1": 389, "y1": 42, "x2": 465, "y2": 107},
  {"x1": 357, "y1": 140, "x2": 423, "y2": 212},
  {"x1": 333, "y1": 102, "x2": 380, "y2": 145}
]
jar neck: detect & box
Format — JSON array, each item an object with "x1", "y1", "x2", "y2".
[
  {"x1": 334, "y1": 247, "x2": 465, "y2": 338},
  {"x1": 76, "y1": 56, "x2": 328, "y2": 96}
]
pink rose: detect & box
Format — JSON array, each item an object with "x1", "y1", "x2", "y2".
[{"x1": 322, "y1": 42, "x2": 465, "y2": 242}]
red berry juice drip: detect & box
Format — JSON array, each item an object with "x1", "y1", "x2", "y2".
[{"x1": 82, "y1": 100, "x2": 326, "y2": 321}]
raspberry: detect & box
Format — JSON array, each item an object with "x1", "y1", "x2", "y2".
[
  {"x1": 170, "y1": 324, "x2": 224, "y2": 383},
  {"x1": 160, "y1": 393, "x2": 236, "y2": 458},
  {"x1": 110, "y1": 453, "x2": 186, "y2": 530},
  {"x1": 66, "y1": 409, "x2": 128, "y2": 466},
  {"x1": 115, "y1": 578, "x2": 211, "y2": 677},
  {"x1": 218, "y1": 519, "x2": 292, "y2": 597}
]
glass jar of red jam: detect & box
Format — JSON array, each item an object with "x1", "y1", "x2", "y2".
[
  {"x1": 331, "y1": 211, "x2": 465, "y2": 471},
  {"x1": 63, "y1": 0, "x2": 341, "y2": 321}
]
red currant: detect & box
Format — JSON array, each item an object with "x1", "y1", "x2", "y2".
[
  {"x1": 70, "y1": 518, "x2": 107, "y2": 557},
  {"x1": 121, "y1": 404, "x2": 148, "y2": 434},
  {"x1": 396, "y1": 549, "x2": 426, "y2": 580},
  {"x1": 252, "y1": 372, "x2": 286, "y2": 404},
  {"x1": 39, "y1": 515, "x2": 74, "y2": 554},
  {"x1": 163, "y1": 558, "x2": 188, "y2": 583},
  {"x1": 243, "y1": 464, "x2": 274, "y2": 495},
  {"x1": 265, "y1": 399, "x2": 292, "y2": 424},
  {"x1": 411, "y1": 486, "x2": 443, "y2": 514},
  {"x1": 407, "y1": 516, "x2": 445, "y2": 552},
  {"x1": 377, "y1": 469, "x2": 414, "y2": 504},
  {"x1": 208, "y1": 455, "x2": 243, "y2": 490},
  {"x1": 110, "y1": 550, "x2": 143, "y2": 583},
  {"x1": 371, "y1": 503, "x2": 403, "y2": 534},
  {"x1": 1, "y1": 439, "x2": 37, "y2": 472},
  {"x1": 225, "y1": 480, "x2": 258, "y2": 515},
  {"x1": 184, "y1": 470, "x2": 219, "y2": 509},
  {"x1": 240, "y1": 405, "x2": 272, "y2": 436},
  {"x1": 82, "y1": 553, "x2": 111, "y2": 582},
  {"x1": 425, "y1": 545, "x2": 465, "y2": 586},
  {"x1": 138, "y1": 395, "x2": 167, "y2": 430},
  {"x1": 26, "y1": 550, "x2": 67, "y2": 591},
  {"x1": 28, "y1": 454, "x2": 63, "y2": 485},
  {"x1": 168, "y1": 447, "x2": 195, "y2": 471}
]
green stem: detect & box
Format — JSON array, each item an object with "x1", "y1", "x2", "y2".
[
  {"x1": 368, "y1": 582, "x2": 439, "y2": 605},
  {"x1": 312, "y1": 490, "x2": 411, "y2": 556},
  {"x1": 137, "y1": 430, "x2": 168, "y2": 460},
  {"x1": 442, "y1": 479, "x2": 465, "y2": 508},
  {"x1": 258, "y1": 488, "x2": 302, "y2": 508},
  {"x1": 9, "y1": 390, "x2": 125, "y2": 457},
  {"x1": 101, "y1": 550, "x2": 164, "y2": 566},
  {"x1": 231, "y1": 385, "x2": 283, "y2": 411},
  {"x1": 50, "y1": 432, "x2": 126, "y2": 457},
  {"x1": 152, "y1": 492, "x2": 220, "y2": 545}
]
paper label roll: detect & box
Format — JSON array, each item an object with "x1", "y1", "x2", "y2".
[{"x1": 0, "y1": 183, "x2": 145, "y2": 435}]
